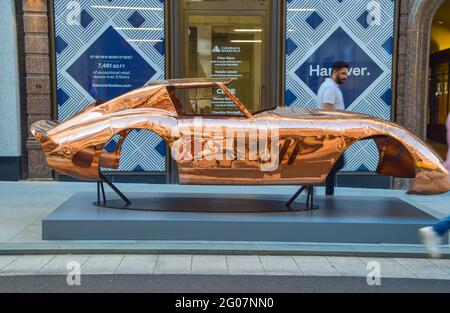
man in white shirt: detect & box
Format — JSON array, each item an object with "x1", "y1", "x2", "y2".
[
  {"x1": 317, "y1": 61, "x2": 348, "y2": 110},
  {"x1": 317, "y1": 61, "x2": 349, "y2": 195}
]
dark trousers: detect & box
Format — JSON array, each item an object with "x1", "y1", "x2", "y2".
[{"x1": 325, "y1": 156, "x2": 345, "y2": 196}]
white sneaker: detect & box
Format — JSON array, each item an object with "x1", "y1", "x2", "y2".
[{"x1": 419, "y1": 227, "x2": 442, "y2": 259}]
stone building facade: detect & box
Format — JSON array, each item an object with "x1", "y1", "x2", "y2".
[
  {"x1": 0, "y1": 0, "x2": 448, "y2": 188},
  {"x1": 19, "y1": 0, "x2": 53, "y2": 180}
]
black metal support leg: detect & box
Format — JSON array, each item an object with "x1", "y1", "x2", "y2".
[
  {"x1": 286, "y1": 185, "x2": 318, "y2": 211},
  {"x1": 286, "y1": 186, "x2": 307, "y2": 209},
  {"x1": 100, "y1": 180, "x2": 106, "y2": 205},
  {"x1": 97, "y1": 181, "x2": 101, "y2": 206},
  {"x1": 306, "y1": 186, "x2": 311, "y2": 208},
  {"x1": 98, "y1": 172, "x2": 132, "y2": 206}
]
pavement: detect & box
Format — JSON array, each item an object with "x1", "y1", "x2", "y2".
[
  {"x1": 0, "y1": 181, "x2": 450, "y2": 286},
  {"x1": 1, "y1": 181, "x2": 449, "y2": 256}
]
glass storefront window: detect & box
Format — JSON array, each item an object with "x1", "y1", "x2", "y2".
[
  {"x1": 187, "y1": 15, "x2": 264, "y2": 115},
  {"x1": 178, "y1": 0, "x2": 273, "y2": 115},
  {"x1": 285, "y1": 0, "x2": 397, "y2": 172},
  {"x1": 53, "y1": 0, "x2": 167, "y2": 173}
]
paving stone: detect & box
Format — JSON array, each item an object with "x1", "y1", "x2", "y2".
[
  {"x1": 154, "y1": 255, "x2": 192, "y2": 275},
  {"x1": 259, "y1": 256, "x2": 302, "y2": 276},
  {"x1": 293, "y1": 256, "x2": 340, "y2": 276},
  {"x1": 361, "y1": 257, "x2": 415, "y2": 279},
  {"x1": 0, "y1": 256, "x2": 18, "y2": 271},
  {"x1": 226, "y1": 256, "x2": 265, "y2": 275},
  {"x1": 0, "y1": 255, "x2": 54, "y2": 276},
  {"x1": 326, "y1": 257, "x2": 368, "y2": 277},
  {"x1": 429, "y1": 259, "x2": 450, "y2": 274},
  {"x1": 39, "y1": 255, "x2": 90, "y2": 275},
  {"x1": 191, "y1": 255, "x2": 228, "y2": 275},
  {"x1": 81, "y1": 255, "x2": 124, "y2": 275},
  {"x1": 115, "y1": 255, "x2": 158, "y2": 275},
  {"x1": 394, "y1": 258, "x2": 450, "y2": 280}
]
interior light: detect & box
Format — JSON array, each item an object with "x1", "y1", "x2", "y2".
[
  {"x1": 114, "y1": 27, "x2": 164, "y2": 31},
  {"x1": 234, "y1": 29, "x2": 263, "y2": 32},
  {"x1": 230, "y1": 40, "x2": 262, "y2": 43}
]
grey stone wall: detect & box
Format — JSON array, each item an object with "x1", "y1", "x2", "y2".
[
  {"x1": 0, "y1": 0, "x2": 22, "y2": 158},
  {"x1": 395, "y1": 0, "x2": 415, "y2": 128}
]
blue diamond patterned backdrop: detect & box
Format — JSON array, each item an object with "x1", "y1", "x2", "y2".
[
  {"x1": 285, "y1": 0, "x2": 396, "y2": 172},
  {"x1": 54, "y1": 0, "x2": 166, "y2": 173}
]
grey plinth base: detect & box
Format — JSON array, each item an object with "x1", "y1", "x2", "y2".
[{"x1": 42, "y1": 192, "x2": 440, "y2": 244}]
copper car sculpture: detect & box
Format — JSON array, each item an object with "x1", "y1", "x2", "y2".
[{"x1": 31, "y1": 78, "x2": 450, "y2": 206}]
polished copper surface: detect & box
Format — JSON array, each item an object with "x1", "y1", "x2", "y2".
[{"x1": 30, "y1": 78, "x2": 450, "y2": 195}]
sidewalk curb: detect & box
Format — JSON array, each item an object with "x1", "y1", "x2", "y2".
[{"x1": 0, "y1": 242, "x2": 449, "y2": 259}]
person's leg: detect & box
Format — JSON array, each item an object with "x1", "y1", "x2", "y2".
[
  {"x1": 433, "y1": 216, "x2": 450, "y2": 236},
  {"x1": 419, "y1": 226, "x2": 443, "y2": 259},
  {"x1": 325, "y1": 156, "x2": 345, "y2": 196},
  {"x1": 419, "y1": 216, "x2": 449, "y2": 259},
  {"x1": 325, "y1": 172, "x2": 336, "y2": 196}
]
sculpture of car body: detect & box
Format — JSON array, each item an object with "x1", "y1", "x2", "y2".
[{"x1": 30, "y1": 79, "x2": 450, "y2": 195}]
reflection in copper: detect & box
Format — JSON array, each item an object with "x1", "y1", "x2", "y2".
[{"x1": 30, "y1": 79, "x2": 450, "y2": 195}]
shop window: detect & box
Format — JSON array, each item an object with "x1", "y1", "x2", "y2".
[
  {"x1": 285, "y1": 0, "x2": 396, "y2": 172},
  {"x1": 53, "y1": 0, "x2": 166, "y2": 173}
]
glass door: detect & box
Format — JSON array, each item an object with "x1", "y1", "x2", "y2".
[
  {"x1": 427, "y1": 49, "x2": 450, "y2": 160},
  {"x1": 173, "y1": 0, "x2": 276, "y2": 114},
  {"x1": 428, "y1": 50, "x2": 450, "y2": 146}
]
